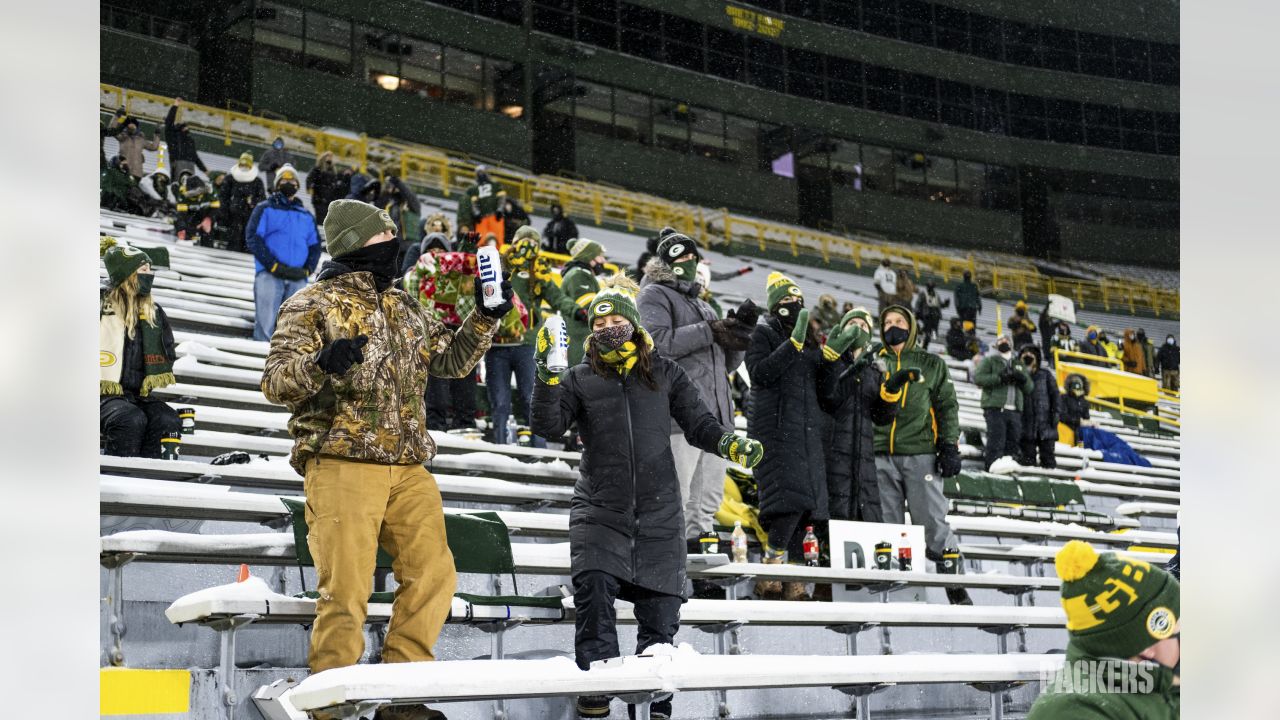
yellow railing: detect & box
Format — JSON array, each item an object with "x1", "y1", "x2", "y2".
[
  {"x1": 1088, "y1": 396, "x2": 1181, "y2": 429},
  {"x1": 101, "y1": 82, "x2": 1179, "y2": 317},
  {"x1": 1052, "y1": 347, "x2": 1124, "y2": 371}
]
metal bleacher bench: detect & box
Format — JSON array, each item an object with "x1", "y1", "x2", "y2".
[{"x1": 268, "y1": 651, "x2": 1064, "y2": 720}]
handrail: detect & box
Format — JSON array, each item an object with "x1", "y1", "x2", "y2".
[
  {"x1": 1087, "y1": 396, "x2": 1180, "y2": 429},
  {"x1": 1053, "y1": 347, "x2": 1124, "y2": 371},
  {"x1": 100, "y1": 82, "x2": 1179, "y2": 317}
]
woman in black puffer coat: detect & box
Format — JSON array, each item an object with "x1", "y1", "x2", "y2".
[
  {"x1": 531, "y1": 275, "x2": 761, "y2": 719},
  {"x1": 819, "y1": 307, "x2": 901, "y2": 522},
  {"x1": 746, "y1": 273, "x2": 831, "y2": 600},
  {"x1": 1018, "y1": 344, "x2": 1060, "y2": 468}
]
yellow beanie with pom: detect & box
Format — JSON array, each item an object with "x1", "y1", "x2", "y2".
[{"x1": 1054, "y1": 540, "x2": 1180, "y2": 658}]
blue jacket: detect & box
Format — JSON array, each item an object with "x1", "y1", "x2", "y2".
[{"x1": 245, "y1": 193, "x2": 320, "y2": 274}]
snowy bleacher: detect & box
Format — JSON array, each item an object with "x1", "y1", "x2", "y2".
[{"x1": 99, "y1": 132, "x2": 1179, "y2": 718}]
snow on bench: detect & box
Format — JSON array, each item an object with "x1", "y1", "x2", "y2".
[
  {"x1": 282, "y1": 648, "x2": 1062, "y2": 720},
  {"x1": 100, "y1": 457, "x2": 573, "y2": 506},
  {"x1": 1075, "y1": 480, "x2": 1180, "y2": 503},
  {"x1": 165, "y1": 307, "x2": 253, "y2": 332},
  {"x1": 1115, "y1": 501, "x2": 1180, "y2": 519},
  {"x1": 949, "y1": 515, "x2": 1177, "y2": 549}
]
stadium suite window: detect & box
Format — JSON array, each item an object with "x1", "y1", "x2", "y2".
[
  {"x1": 724, "y1": 114, "x2": 760, "y2": 166},
  {"x1": 653, "y1": 101, "x2": 692, "y2": 154},
  {"x1": 398, "y1": 40, "x2": 444, "y2": 99},
  {"x1": 533, "y1": 0, "x2": 574, "y2": 38},
  {"x1": 613, "y1": 89, "x2": 652, "y2": 144},
  {"x1": 573, "y1": 81, "x2": 615, "y2": 138},
  {"x1": 254, "y1": 2, "x2": 304, "y2": 66},
  {"x1": 690, "y1": 107, "x2": 729, "y2": 161},
  {"x1": 443, "y1": 46, "x2": 484, "y2": 108},
  {"x1": 861, "y1": 144, "x2": 893, "y2": 192},
  {"x1": 303, "y1": 11, "x2": 352, "y2": 76}
]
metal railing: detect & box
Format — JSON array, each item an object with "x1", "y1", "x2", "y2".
[
  {"x1": 99, "y1": 82, "x2": 1180, "y2": 317},
  {"x1": 1053, "y1": 348, "x2": 1124, "y2": 371}
]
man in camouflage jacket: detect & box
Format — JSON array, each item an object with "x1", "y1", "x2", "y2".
[{"x1": 261, "y1": 199, "x2": 513, "y2": 694}]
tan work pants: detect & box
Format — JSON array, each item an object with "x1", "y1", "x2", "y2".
[{"x1": 303, "y1": 456, "x2": 457, "y2": 672}]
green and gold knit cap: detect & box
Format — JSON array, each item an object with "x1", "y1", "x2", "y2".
[
  {"x1": 765, "y1": 271, "x2": 803, "y2": 311},
  {"x1": 1055, "y1": 540, "x2": 1180, "y2": 659}
]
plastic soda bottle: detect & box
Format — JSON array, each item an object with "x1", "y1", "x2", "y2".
[{"x1": 731, "y1": 521, "x2": 748, "y2": 563}]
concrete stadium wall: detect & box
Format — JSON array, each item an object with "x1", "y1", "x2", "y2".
[{"x1": 101, "y1": 28, "x2": 199, "y2": 99}]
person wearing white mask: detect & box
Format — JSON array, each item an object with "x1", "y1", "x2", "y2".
[{"x1": 973, "y1": 334, "x2": 1033, "y2": 470}]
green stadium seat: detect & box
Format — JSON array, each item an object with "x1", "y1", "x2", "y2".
[
  {"x1": 986, "y1": 475, "x2": 1023, "y2": 504},
  {"x1": 1016, "y1": 478, "x2": 1058, "y2": 507},
  {"x1": 1050, "y1": 480, "x2": 1085, "y2": 507}
]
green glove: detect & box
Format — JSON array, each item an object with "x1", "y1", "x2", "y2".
[
  {"x1": 718, "y1": 432, "x2": 764, "y2": 469},
  {"x1": 823, "y1": 320, "x2": 871, "y2": 360},
  {"x1": 883, "y1": 367, "x2": 921, "y2": 394},
  {"x1": 534, "y1": 321, "x2": 559, "y2": 385},
  {"x1": 788, "y1": 307, "x2": 810, "y2": 350}
]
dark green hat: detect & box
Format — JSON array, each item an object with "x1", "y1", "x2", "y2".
[
  {"x1": 587, "y1": 273, "x2": 643, "y2": 330},
  {"x1": 1055, "y1": 540, "x2": 1180, "y2": 659},
  {"x1": 569, "y1": 237, "x2": 605, "y2": 263},
  {"x1": 100, "y1": 237, "x2": 156, "y2": 288},
  {"x1": 765, "y1": 271, "x2": 803, "y2": 311},
  {"x1": 323, "y1": 199, "x2": 397, "y2": 258}
]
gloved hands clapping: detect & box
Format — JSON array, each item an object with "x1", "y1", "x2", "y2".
[
  {"x1": 824, "y1": 315, "x2": 872, "y2": 359},
  {"x1": 316, "y1": 335, "x2": 368, "y2": 375},
  {"x1": 789, "y1": 308, "x2": 810, "y2": 350},
  {"x1": 883, "y1": 367, "x2": 921, "y2": 394},
  {"x1": 710, "y1": 318, "x2": 751, "y2": 351},
  {"x1": 733, "y1": 298, "x2": 761, "y2": 329},
  {"x1": 718, "y1": 432, "x2": 764, "y2": 469},
  {"x1": 474, "y1": 273, "x2": 515, "y2": 319},
  {"x1": 1000, "y1": 365, "x2": 1024, "y2": 384}
]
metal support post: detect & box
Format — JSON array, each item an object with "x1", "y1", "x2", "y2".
[{"x1": 210, "y1": 614, "x2": 259, "y2": 720}]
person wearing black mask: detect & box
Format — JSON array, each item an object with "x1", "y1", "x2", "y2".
[
  {"x1": 1017, "y1": 345, "x2": 1059, "y2": 469},
  {"x1": 245, "y1": 164, "x2": 320, "y2": 340},
  {"x1": 100, "y1": 242, "x2": 181, "y2": 458},
  {"x1": 542, "y1": 201, "x2": 579, "y2": 254},
  {"x1": 974, "y1": 334, "x2": 1033, "y2": 470},
  {"x1": 1156, "y1": 334, "x2": 1180, "y2": 391},
  {"x1": 163, "y1": 98, "x2": 208, "y2": 180}
]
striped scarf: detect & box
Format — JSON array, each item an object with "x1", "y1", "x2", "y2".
[{"x1": 100, "y1": 300, "x2": 174, "y2": 396}]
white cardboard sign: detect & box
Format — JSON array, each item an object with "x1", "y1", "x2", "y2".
[{"x1": 827, "y1": 519, "x2": 927, "y2": 602}]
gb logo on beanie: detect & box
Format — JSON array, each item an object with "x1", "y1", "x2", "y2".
[{"x1": 667, "y1": 243, "x2": 685, "y2": 258}]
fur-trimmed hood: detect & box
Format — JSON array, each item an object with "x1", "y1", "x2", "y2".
[{"x1": 230, "y1": 163, "x2": 259, "y2": 183}]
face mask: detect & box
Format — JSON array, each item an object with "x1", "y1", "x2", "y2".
[
  {"x1": 671, "y1": 258, "x2": 699, "y2": 281},
  {"x1": 593, "y1": 322, "x2": 633, "y2": 351},
  {"x1": 1167, "y1": 338, "x2": 1175, "y2": 345},
  {"x1": 340, "y1": 240, "x2": 401, "y2": 291},
  {"x1": 279, "y1": 182, "x2": 298, "y2": 198},
  {"x1": 136, "y1": 274, "x2": 154, "y2": 295},
  {"x1": 1058, "y1": 327, "x2": 1069, "y2": 336},
  {"x1": 846, "y1": 324, "x2": 871, "y2": 351},
  {"x1": 884, "y1": 325, "x2": 909, "y2": 347},
  {"x1": 1021, "y1": 355, "x2": 1035, "y2": 367},
  {"x1": 1087, "y1": 332, "x2": 1098, "y2": 341},
  {"x1": 997, "y1": 342, "x2": 1011, "y2": 354}
]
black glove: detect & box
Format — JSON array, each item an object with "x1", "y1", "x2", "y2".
[
  {"x1": 936, "y1": 442, "x2": 962, "y2": 478},
  {"x1": 280, "y1": 265, "x2": 310, "y2": 281},
  {"x1": 573, "y1": 307, "x2": 589, "y2": 323},
  {"x1": 211, "y1": 451, "x2": 251, "y2": 466},
  {"x1": 1001, "y1": 366, "x2": 1023, "y2": 384},
  {"x1": 315, "y1": 335, "x2": 368, "y2": 375},
  {"x1": 709, "y1": 318, "x2": 751, "y2": 351},
  {"x1": 733, "y1": 298, "x2": 761, "y2": 329},
  {"x1": 475, "y1": 274, "x2": 515, "y2": 319},
  {"x1": 883, "y1": 367, "x2": 921, "y2": 394}
]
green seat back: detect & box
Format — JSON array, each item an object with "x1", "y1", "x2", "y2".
[
  {"x1": 956, "y1": 472, "x2": 993, "y2": 501},
  {"x1": 986, "y1": 475, "x2": 1023, "y2": 504},
  {"x1": 943, "y1": 475, "x2": 962, "y2": 499},
  {"x1": 1050, "y1": 480, "x2": 1085, "y2": 507},
  {"x1": 280, "y1": 498, "x2": 514, "y2": 576},
  {"x1": 1016, "y1": 478, "x2": 1058, "y2": 507}
]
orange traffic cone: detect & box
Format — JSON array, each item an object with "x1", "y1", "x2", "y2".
[{"x1": 236, "y1": 564, "x2": 250, "y2": 583}]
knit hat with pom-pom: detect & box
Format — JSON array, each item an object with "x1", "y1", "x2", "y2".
[{"x1": 1054, "y1": 540, "x2": 1180, "y2": 659}]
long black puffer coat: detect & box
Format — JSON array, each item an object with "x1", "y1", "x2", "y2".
[
  {"x1": 745, "y1": 314, "x2": 829, "y2": 525},
  {"x1": 531, "y1": 354, "x2": 728, "y2": 598},
  {"x1": 819, "y1": 352, "x2": 899, "y2": 521},
  {"x1": 1019, "y1": 345, "x2": 1060, "y2": 442}
]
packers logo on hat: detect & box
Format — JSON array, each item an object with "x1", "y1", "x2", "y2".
[
  {"x1": 593, "y1": 301, "x2": 614, "y2": 316},
  {"x1": 789, "y1": 286, "x2": 802, "y2": 296},
  {"x1": 1146, "y1": 607, "x2": 1176, "y2": 640},
  {"x1": 667, "y1": 243, "x2": 686, "y2": 258}
]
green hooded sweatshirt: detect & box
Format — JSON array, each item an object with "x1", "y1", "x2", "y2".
[
  {"x1": 872, "y1": 304, "x2": 960, "y2": 456},
  {"x1": 973, "y1": 350, "x2": 1034, "y2": 411},
  {"x1": 1028, "y1": 644, "x2": 1179, "y2": 720}
]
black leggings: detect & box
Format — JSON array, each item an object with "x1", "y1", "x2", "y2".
[
  {"x1": 100, "y1": 396, "x2": 181, "y2": 458},
  {"x1": 573, "y1": 570, "x2": 681, "y2": 671}
]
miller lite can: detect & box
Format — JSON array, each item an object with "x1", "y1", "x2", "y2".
[
  {"x1": 545, "y1": 314, "x2": 569, "y2": 373},
  {"x1": 476, "y1": 245, "x2": 504, "y2": 310}
]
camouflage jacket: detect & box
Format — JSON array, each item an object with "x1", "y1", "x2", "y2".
[{"x1": 262, "y1": 267, "x2": 497, "y2": 474}]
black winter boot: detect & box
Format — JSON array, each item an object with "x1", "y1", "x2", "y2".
[{"x1": 576, "y1": 695, "x2": 611, "y2": 718}]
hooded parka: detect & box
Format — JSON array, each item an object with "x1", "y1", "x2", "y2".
[
  {"x1": 819, "y1": 352, "x2": 899, "y2": 521},
  {"x1": 1019, "y1": 345, "x2": 1060, "y2": 442},
  {"x1": 531, "y1": 355, "x2": 727, "y2": 597}
]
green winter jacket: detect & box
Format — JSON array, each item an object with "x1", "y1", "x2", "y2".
[
  {"x1": 953, "y1": 279, "x2": 982, "y2": 313},
  {"x1": 559, "y1": 260, "x2": 600, "y2": 365},
  {"x1": 973, "y1": 351, "x2": 1034, "y2": 411},
  {"x1": 1028, "y1": 645, "x2": 1179, "y2": 720},
  {"x1": 872, "y1": 305, "x2": 960, "y2": 456}
]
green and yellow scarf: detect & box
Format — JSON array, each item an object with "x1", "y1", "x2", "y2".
[
  {"x1": 592, "y1": 329, "x2": 654, "y2": 377},
  {"x1": 100, "y1": 301, "x2": 174, "y2": 396}
]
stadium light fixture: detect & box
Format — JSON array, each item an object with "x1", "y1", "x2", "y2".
[{"x1": 375, "y1": 74, "x2": 400, "y2": 91}]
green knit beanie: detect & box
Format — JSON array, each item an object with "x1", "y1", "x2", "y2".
[
  {"x1": 842, "y1": 307, "x2": 874, "y2": 330},
  {"x1": 324, "y1": 200, "x2": 397, "y2": 258},
  {"x1": 765, "y1": 271, "x2": 803, "y2": 311},
  {"x1": 569, "y1": 237, "x2": 605, "y2": 263},
  {"x1": 588, "y1": 273, "x2": 643, "y2": 330},
  {"x1": 101, "y1": 238, "x2": 154, "y2": 288},
  {"x1": 1055, "y1": 540, "x2": 1180, "y2": 659}
]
